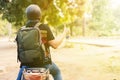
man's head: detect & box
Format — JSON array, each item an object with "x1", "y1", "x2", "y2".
[{"x1": 26, "y1": 4, "x2": 41, "y2": 20}]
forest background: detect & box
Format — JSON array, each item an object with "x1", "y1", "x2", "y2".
[{"x1": 0, "y1": 0, "x2": 120, "y2": 38}]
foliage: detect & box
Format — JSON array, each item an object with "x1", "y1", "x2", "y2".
[
  {"x1": 0, "y1": 14, "x2": 9, "y2": 36},
  {"x1": 87, "y1": 0, "x2": 119, "y2": 36},
  {"x1": 0, "y1": 0, "x2": 86, "y2": 28},
  {"x1": 3, "y1": 0, "x2": 120, "y2": 37},
  {"x1": 112, "y1": 5, "x2": 120, "y2": 34},
  {"x1": 100, "y1": 55, "x2": 120, "y2": 74}
]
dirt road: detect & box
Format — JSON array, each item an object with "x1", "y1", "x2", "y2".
[
  {"x1": 0, "y1": 40, "x2": 19, "y2": 80},
  {"x1": 0, "y1": 39, "x2": 120, "y2": 80}
]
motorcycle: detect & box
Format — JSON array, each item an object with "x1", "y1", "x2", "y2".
[{"x1": 16, "y1": 66, "x2": 53, "y2": 80}]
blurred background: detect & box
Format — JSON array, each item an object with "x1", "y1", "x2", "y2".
[
  {"x1": 0, "y1": 0, "x2": 120, "y2": 38},
  {"x1": 0, "y1": 0, "x2": 120, "y2": 80}
]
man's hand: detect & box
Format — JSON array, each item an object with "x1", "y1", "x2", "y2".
[{"x1": 48, "y1": 26, "x2": 70, "y2": 49}]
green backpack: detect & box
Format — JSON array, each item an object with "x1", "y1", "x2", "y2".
[{"x1": 16, "y1": 23, "x2": 45, "y2": 65}]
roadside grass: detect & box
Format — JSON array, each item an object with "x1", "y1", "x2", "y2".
[{"x1": 52, "y1": 43, "x2": 120, "y2": 80}]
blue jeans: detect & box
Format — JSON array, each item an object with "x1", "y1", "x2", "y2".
[
  {"x1": 16, "y1": 62, "x2": 62, "y2": 80},
  {"x1": 45, "y1": 62, "x2": 62, "y2": 80}
]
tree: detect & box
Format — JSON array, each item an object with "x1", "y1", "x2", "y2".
[
  {"x1": 0, "y1": 0, "x2": 76, "y2": 26},
  {"x1": 0, "y1": 0, "x2": 88, "y2": 37},
  {"x1": 87, "y1": 0, "x2": 116, "y2": 36},
  {"x1": 0, "y1": 14, "x2": 9, "y2": 36}
]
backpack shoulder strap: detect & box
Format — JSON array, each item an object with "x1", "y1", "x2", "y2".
[
  {"x1": 34, "y1": 22, "x2": 42, "y2": 44},
  {"x1": 34, "y1": 22, "x2": 41, "y2": 28}
]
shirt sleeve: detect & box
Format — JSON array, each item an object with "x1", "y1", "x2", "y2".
[{"x1": 44, "y1": 24, "x2": 55, "y2": 41}]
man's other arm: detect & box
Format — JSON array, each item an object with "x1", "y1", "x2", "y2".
[{"x1": 48, "y1": 27, "x2": 69, "y2": 49}]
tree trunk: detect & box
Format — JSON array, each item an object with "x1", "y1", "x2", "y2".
[
  {"x1": 82, "y1": 16, "x2": 86, "y2": 37},
  {"x1": 70, "y1": 26, "x2": 73, "y2": 36}
]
